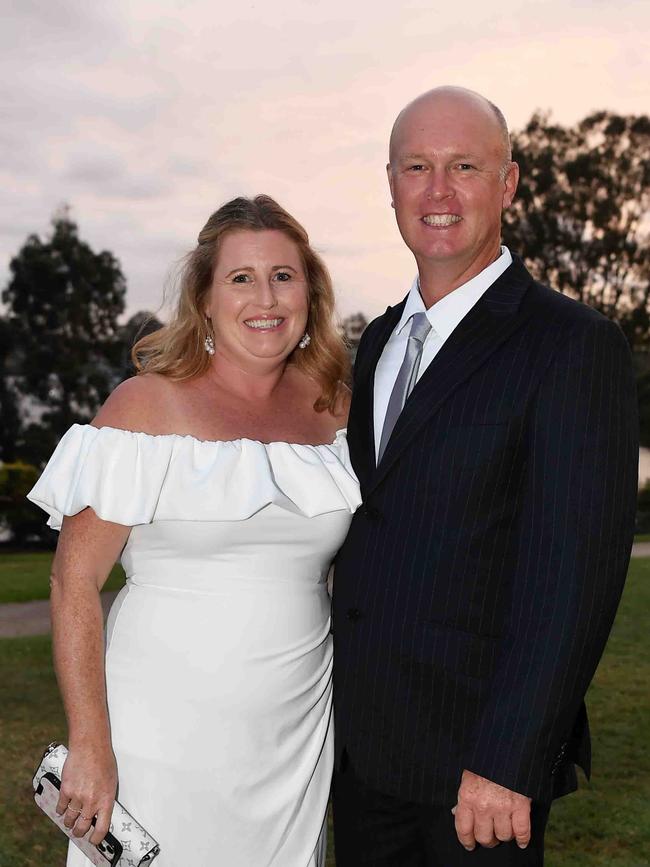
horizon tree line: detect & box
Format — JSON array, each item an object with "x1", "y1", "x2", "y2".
[{"x1": 1, "y1": 108, "x2": 649, "y2": 540}]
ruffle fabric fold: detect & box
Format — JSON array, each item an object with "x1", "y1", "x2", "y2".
[{"x1": 27, "y1": 424, "x2": 362, "y2": 530}]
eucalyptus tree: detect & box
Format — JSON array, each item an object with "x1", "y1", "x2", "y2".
[{"x1": 504, "y1": 111, "x2": 650, "y2": 348}]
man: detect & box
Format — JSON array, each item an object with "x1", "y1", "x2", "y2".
[{"x1": 332, "y1": 86, "x2": 638, "y2": 865}]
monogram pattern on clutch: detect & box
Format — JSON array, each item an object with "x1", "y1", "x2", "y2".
[{"x1": 33, "y1": 743, "x2": 161, "y2": 866}]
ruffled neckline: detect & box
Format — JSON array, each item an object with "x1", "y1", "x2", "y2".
[
  {"x1": 86, "y1": 423, "x2": 348, "y2": 450},
  {"x1": 27, "y1": 423, "x2": 361, "y2": 529}
]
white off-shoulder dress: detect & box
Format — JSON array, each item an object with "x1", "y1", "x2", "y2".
[{"x1": 28, "y1": 424, "x2": 361, "y2": 867}]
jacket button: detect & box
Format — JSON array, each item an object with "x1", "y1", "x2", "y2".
[{"x1": 346, "y1": 608, "x2": 362, "y2": 622}]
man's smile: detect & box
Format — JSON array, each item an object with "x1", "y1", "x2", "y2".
[{"x1": 421, "y1": 214, "x2": 462, "y2": 227}]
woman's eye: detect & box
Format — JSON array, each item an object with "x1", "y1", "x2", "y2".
[
  {"x1": 232, "y1": 273, "x2": 250, "y2": 283},
  {"x1": 274, "y1": 271, "x2": 292, "y2": 282}
]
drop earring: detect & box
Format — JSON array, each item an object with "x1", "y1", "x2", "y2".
[
  {"x1": 204, "y1": 319, "x2": 215, "y2": 355},
  {"x1": 298, "y1": 333, "x2": 311, "y2": 350}
]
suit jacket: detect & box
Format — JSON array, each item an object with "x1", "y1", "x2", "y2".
[{"x1": 333, "y1": 256, "x2": 638, "y2": 805}]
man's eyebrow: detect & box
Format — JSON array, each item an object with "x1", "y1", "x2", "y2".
[{"x1": 397, "y1": 152, "x2": 484, "y2": 162}]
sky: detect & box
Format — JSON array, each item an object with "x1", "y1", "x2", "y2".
[{"x1": 2, "y1": 0, "x2": 649, "y2": 321}]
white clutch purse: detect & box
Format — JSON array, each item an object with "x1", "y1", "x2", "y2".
[{"x1": 33, "y1": 743, "x2": 161, "y2": 866}]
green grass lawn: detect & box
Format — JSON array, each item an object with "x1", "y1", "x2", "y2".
[
  {"x1": 544, "y1": 557, "x2": 650, "y2": 866},
  {"x1": 0, "y1": 559, "x2": 648, "y2": 866},
  {"x1": 0, "y1": 551, "x2": 125, "y2": 603}
]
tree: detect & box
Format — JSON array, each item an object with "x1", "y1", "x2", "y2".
[
  {"x1": 2, "y1": 208, "x2": 127, "y2": 464},
  {"x1": 340, "y1": 312, "x2": 369, "y2": 364},
  {"x1": 503, "y1": 111, "x2": 650, "y2": 348},
  {"x1": 637, "y1": 371, "x2": 650, "y2": 448},
  {"x1": 114, "y1": 310, "x2": 164, "y2": 382},
  {"x1": 0, "y1": 317, "x2": 21, "y2": 462}
]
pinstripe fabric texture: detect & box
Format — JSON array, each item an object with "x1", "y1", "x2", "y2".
[{"x1": 333, "y1": 256, "x2": 638, "y2": 806}]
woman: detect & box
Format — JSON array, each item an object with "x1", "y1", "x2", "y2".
[{"x1": 28, "y1": 195, "x2": 361, "y2": 866}]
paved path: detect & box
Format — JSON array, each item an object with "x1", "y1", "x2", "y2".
[
  {"x1": 0, "y1": 591, "x2": 119, "y2": 638},
  {"x1": 2, "y1": 542, "x2": 649, "y2": 638}
]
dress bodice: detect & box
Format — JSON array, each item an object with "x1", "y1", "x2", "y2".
[{"x1": 28, "y1": 424, "x2": 362, "y2": 591}]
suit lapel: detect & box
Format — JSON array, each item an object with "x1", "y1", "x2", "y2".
[
  {"x1": 347, "y1": 300, "x2": 405, "y2": 490},
  {"x1": 366, "y1": 257, "x2": 535, "y2": 496}
]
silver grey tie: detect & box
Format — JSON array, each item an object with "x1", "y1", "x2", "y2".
[{"x1": 378, "y1": 312, "x2": 432, "y2": 463}]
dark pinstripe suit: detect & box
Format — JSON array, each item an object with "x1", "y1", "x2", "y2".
[{"x1": 333, "y1": 255, "x2": 638, "y2": 811}]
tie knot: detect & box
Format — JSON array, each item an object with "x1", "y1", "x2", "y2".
[{"x1": 408, "y1": 312, "x2": 431, "y2": 345}]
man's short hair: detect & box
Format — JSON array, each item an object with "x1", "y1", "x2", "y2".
[{"x1": 486, "y1": 98, "x2": 512, "y2": 166}]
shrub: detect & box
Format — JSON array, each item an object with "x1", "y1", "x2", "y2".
[
  {"x1": 637, "y1": 481, "x2": 650, "y2": 534},
  {"x1": 0, "y1": 461, "x2": 53, "y2": 545}
]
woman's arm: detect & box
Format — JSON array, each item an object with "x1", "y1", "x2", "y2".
[{"x1": 51, "y1": 507, "x2": 131, "y2": 844}]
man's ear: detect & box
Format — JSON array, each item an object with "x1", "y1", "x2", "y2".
[
  {"x1": 502, "y1": 161, "x2": 519, "y2": 209},
  {"x1": 387, "y1": 162, "x2": 395, "y2": 208}
]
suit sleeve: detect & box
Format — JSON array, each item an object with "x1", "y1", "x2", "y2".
[{"x1": 464, "y1": 317, "x2": 638, "y2": 802}]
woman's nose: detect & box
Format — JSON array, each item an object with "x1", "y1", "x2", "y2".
[{"x1": 256, "y1": 279, "x2": 278, "y2": 308}]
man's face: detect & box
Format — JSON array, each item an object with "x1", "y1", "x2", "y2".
[{"x1": 387, "y1": 94, "x2": 518, "y2": 276}]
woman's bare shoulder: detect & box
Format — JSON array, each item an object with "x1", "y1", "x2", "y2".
[
  {"x1": 92, "y1": 374, "x2": 180, "y2": 434},
  {"x1": 331, "y1": 383, "x2": 351, "y2": 428},
  {"x1": 310, "y1": 377, "x2": 351, "y2": 436}
]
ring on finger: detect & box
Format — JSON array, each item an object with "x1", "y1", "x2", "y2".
[{"x1": 66, "y1": 806, "x2": 82, "y2": 815}]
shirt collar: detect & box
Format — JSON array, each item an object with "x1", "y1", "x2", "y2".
[{"x1": 396, "y1": 246, "x2": 513, "y2": 340}]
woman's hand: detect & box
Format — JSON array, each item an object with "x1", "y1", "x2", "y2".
[{"x1": 56, "y1": 742, "x2": 118, "y2": 845}]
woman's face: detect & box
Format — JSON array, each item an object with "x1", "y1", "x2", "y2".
[{"x1": 205, "y1": 229, "x2": 309, "y2": 370}]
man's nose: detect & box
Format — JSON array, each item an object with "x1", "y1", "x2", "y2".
[{"x1": 426, "y1": 168, "x2": 454, "y2": 200}]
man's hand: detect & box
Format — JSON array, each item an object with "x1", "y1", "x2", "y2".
[{"x1": 452, "y1": 770, "x2": 532, "y2": 851}]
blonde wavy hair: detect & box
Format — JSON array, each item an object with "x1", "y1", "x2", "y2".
[{"x1": 132, "y1": 195, "x2": 349, "y2": 413}]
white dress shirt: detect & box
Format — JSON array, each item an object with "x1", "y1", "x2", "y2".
[{"x1": 373, "y1": 247, "x2": 513, "y2": 461}]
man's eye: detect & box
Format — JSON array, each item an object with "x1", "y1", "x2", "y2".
[
  {"x1": 457, "y1": 163, "x2": 474, "y2": 171},
  {"x1": 408, "y1": 164, "x2": 425, "y2": 172}
]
